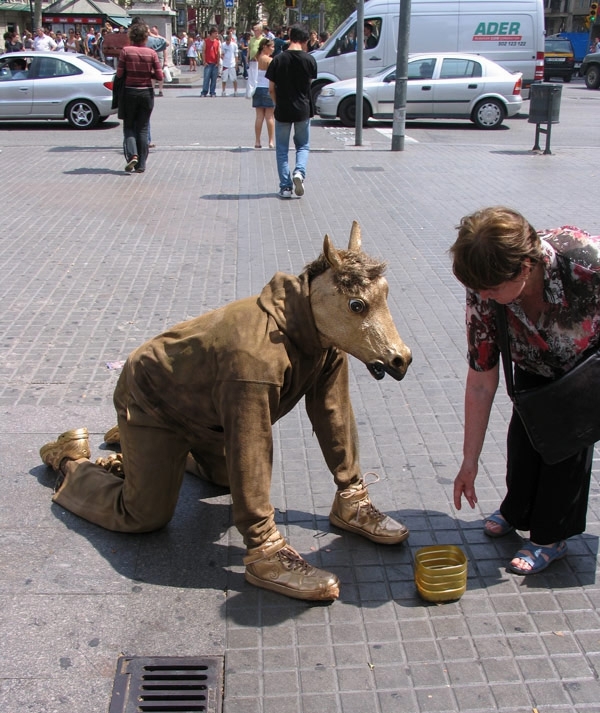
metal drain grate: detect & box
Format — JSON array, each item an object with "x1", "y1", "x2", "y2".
[{"x1": 109, "y1": 656, "x2": 223, "y2": 713}]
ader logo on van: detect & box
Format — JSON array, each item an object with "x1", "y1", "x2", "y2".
[{"x1": 473, "y1": 21, "x2": 522, "y2": 41}]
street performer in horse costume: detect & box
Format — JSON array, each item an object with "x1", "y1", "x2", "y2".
[{"x1": 40, "y1": 222, "x2": 412, "y2": 601}]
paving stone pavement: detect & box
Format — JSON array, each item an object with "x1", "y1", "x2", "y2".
[{"x1": 1, "y1": 84, "x2": 600, "y2": 713}]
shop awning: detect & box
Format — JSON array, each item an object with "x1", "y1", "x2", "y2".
[
  {"x1": 108, "y1": 15, "x2": 131, "y2": 27},
  {"x1": 0, "y1": 3, "x2": 32, "y2": 10}
]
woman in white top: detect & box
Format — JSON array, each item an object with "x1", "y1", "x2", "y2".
[{"x1": 252, "y1": 38, "x2": 275, "y2": 149}]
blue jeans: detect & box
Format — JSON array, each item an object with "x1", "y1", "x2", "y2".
[
  {"x1": 201, "y1": 63, "x2": 218, "y2": 96},
  {"x1": 274, "y1": 119, "x2": 310, "y2": 190}
]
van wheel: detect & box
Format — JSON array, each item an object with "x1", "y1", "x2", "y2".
[
  {"x1": 338, "y1": 97, "x2": 371, "y2": 127},
  {"x1": 585, "y1": 64, "x2": 600, "y2": 89},
  {"x1": 472, "y1": 98, "x2": 504, "y2": 129},
  {"x1": 311, "y1": 81, "x2": 330, "y2": 105}
]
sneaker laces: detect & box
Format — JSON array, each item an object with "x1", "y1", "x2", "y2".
[
  {"x1": 344, "y1": 472, "x2": 386, "y2": 522},
  {"x1": 356, "y1": 497, "x2": 386, "y2": 523},
  {"x1": 277, "y1": 546, "x2": 313, "y2": 574}
]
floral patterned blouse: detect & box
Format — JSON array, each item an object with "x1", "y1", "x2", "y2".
[{"x1": 465, "y1": 226, "x2": 600, "y2": 378}]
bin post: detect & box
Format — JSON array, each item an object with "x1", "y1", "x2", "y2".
[{"x1": 528, "y1": 82, "x2": 562, "y2": 155}]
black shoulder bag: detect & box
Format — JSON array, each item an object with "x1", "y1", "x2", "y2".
[{"x1": 495, "y1": 303, "x2": 600, "y2": 464}]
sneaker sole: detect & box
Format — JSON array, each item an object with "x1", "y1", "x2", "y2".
[
  {"x1": 293, "y1": 175, "x2": 304, "y2": 196},
  {"x1": 125, "y1": 158, "x2": 138, "y2": 172},
  {"x1": 329, "y1": 511, "x2": 410, "y2": 545},
  {"x1": 245, "y1": 570, "x2": 340, "y2": 600}
]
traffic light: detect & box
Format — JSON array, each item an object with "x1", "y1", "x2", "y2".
[
  {"x1": 591, "y1": 2, "x2": 598, "y2": 23},
  {"x1": 285, "y1": 0, "x2": 297, "y2": 6}
]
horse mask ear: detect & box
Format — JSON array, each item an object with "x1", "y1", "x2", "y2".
[{"x1": 323, "y1": 221, "x2": 362, "y2": 271}]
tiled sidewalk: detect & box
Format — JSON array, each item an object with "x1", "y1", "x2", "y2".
[{"x1": 1, "y1": 93, "x2": 599, "y2": 713}]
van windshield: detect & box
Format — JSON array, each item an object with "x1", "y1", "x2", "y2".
[{"x1": 326, "y1": 17, "x2": 382, "y2": 57}]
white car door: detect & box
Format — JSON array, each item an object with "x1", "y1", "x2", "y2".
[
  {"x1": 0, "y1": 58, "x2": 33, "y2": 116},
  {"x1": 29, "y1": 56, "x2": 83, "y2": 118},
  {"x1": 430, "y1": 57, "x2": 484, "y2": 117},
  {"x1": 405, "y1": 57, "x2": 435, "y2": 117}
]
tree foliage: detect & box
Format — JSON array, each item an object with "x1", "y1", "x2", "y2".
[{"x1": 236, "y1": 0, "x2": 356, "y2": 33}]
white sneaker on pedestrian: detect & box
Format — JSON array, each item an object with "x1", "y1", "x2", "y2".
[
  {"x1": 278, "y1": 188, "x2": 294, "y2": 199},
  {"x1": 293, "y1": 172, "x2": 304, "y2": 197}
]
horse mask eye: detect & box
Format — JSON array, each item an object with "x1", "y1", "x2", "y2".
[{"x1": 348, "y1": 298, "x2": 366, "y2": 313}]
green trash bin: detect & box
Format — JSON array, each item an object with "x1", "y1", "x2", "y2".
[{"x1": 528, "y1": 82, "x2": 562, "y2": 124}]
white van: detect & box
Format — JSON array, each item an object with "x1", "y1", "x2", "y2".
[{"x1": 311, "y1": 0, "x2": 544, "y2": 99}]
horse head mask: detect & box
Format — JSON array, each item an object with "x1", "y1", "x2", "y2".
[{"x1": 307, "y1": 221, "x2": 412, "y2": 381}]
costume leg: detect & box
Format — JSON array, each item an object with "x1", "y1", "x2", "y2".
[
  {"x1": 53, "y1": 416, "x2": 191, "y2": 533},
  {"x1": 189, "y1": 439, "x2": 229, "y2": 488},
  {"x1": 274, "y1": 120, "x2": 292, "y2": 190}
]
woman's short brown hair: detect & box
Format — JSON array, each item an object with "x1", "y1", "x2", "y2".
[
  {"x1": 450, "y1": 206, "x2": 542, "y2": 290},
  {"x1": 129, "y1": 21, "x2": 149, "y2": 46}
]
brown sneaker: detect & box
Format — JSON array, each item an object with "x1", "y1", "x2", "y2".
[
  {"x1": 104, "y1": 425, "x2": 120, "y2": 445},
  {"x1": 330, "y1": 473, "x2": 409, "y2": 545},
  {"x1": 40, "y1": 428, "x2": 91, "y2": 471},
  {"x1": 244, "y1": 533, "x2": 339, "y2": 601}
]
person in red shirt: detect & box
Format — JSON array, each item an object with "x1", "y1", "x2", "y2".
[
  {"x1": 116, "y1": 20, "x2": 163, "y2": 173},
  {"x1": 200, "y1": 26, "x2": 220, "y2": 97}
]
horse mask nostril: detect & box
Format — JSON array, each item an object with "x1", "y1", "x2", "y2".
[{"x1": 391, "y1": 356, "x2": 405, "y2": 370}]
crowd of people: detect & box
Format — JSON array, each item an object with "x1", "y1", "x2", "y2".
[
  {"x1": 3, "y1": 21, "x2": 330, "y2": 74},
  {"x1": 4, "y1": 22, "x2": 131, "y2": 63}
]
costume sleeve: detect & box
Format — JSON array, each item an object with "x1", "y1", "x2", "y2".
[
  {"x1": 304, "y1": 349, "x2": 362, "y2": 485},
  {"x1": 217, "y1": 380, "x2": 278, "y2": 533}
]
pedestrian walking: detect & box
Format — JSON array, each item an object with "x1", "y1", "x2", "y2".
[
  {"x1": 266, "y1": 25, "x2": 317, "y2": 199},
  {"x1": 116, "y1": 21, "x2": 163, "y2": 174}
]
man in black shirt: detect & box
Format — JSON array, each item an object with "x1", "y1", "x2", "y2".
[{"x1": 266, "y1": 25, "x2": 317, "y2": 199}]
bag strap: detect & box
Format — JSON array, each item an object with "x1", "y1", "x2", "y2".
[{"x1": 494, "y1": 302, "x2": 515, "y2": 400}]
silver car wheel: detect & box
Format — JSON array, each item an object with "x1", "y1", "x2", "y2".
[
  {"x1": 66, "y1": 100, "x2": 99, "y2": 129},
  {"x1": 472, "y1": 98, "x2": 504, "y2": 129}
]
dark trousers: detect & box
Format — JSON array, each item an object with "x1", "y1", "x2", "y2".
[
  {"x1": 122, "y1": 87, "x2": 154, "y2": 170},
  {"x1": 500, "y1": 366, "x2": 593, "y2": 544}
]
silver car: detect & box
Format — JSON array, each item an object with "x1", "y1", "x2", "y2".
[
  {"x1": 316, "y1": 52, "x2": 523, "y2": 130},
  {"x1": 0, "y1": 52, "x2": 116, "y2": 129}
]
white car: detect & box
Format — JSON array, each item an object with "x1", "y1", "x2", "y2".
[
  {"x1": 316, "y1": 53, "x2": 523, "y2": 130},
  {"x1": 0, "y1": 52, "x2": 116, "y2": 129}
]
